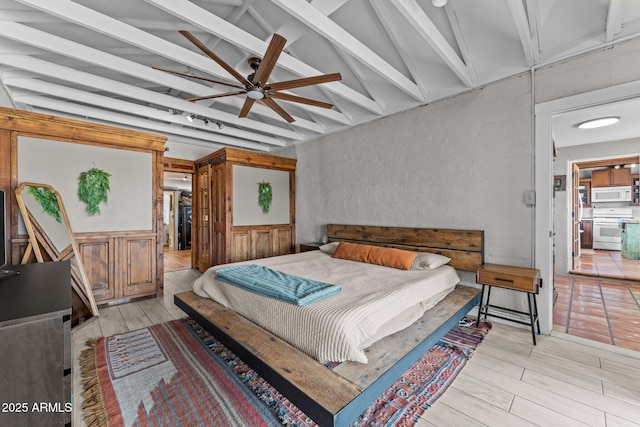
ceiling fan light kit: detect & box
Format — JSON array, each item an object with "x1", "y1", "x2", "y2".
[{"x1": 157, "y1": 31, "x2": 342, "y2": 123}]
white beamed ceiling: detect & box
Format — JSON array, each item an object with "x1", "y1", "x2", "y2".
[{"x1": 1, "y1": 0, "x2": 640, "y2": 158}]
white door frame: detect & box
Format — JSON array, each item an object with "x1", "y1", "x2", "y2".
[{"x1": 535, "y1": 79, "x2": 640, "y2": 334}]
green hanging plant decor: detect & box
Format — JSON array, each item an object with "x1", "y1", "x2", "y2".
[
  {"x1": 257, "y1": 181, "x2": 273, "y2": 214},
  {"x1": 78, "y1": 167, "x2": 111, "y2": 216},
  {"x1": 27, "y1": 186, "x2": 62, "y2": 223}
]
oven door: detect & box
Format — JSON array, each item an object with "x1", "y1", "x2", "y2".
[{"x1": 593, "y1": 220, "x2": 622, "y2": 250}]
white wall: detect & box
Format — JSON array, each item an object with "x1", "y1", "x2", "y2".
[{"x1": 18, "y1": 136, "x2": 153, "y2": 232}]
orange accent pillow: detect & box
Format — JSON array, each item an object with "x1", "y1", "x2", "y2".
[{"x1": 332, "y1": 242, "x2": 417, "y2": 270}]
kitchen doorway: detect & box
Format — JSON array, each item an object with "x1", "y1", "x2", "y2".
[
  {"x1": 534, "y1": 81, "x2": 640, "y2": 333},
  {"x1": 568, "y1": 157, "x2": 640, "y2": 282}
]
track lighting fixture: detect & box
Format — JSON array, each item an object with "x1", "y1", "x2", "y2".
[
  {"x1": 186, "y1": 113, "x2": 195, "y2": 123},
  {"x1": 203, "y1": 118, "x2": 209, "y2": 126},
  {"x1": 216, "y1": 121, "x2": 223, "y2": 129}
]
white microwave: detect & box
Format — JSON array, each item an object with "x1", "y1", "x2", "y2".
[{"x1": 591, "y1": 186, "x2": 632, "y2": 203}]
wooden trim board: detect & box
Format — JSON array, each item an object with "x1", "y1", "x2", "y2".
[{"x1": 175, "y1": 285, "x2": 480, "y2": 426}]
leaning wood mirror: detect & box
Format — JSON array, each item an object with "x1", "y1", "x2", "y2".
[{"x1": 16, "y1": 182, "x2": 99, "y2": 321}]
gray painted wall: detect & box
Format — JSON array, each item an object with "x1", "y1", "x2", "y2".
[{"x1": 277, "y1": 36, "x2": 640, "y2": 328}]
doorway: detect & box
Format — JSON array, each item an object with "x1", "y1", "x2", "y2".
[
  {"x1": 535, "y1": 82, "x2": 640, "y2": 344},
  {"x1": 164, "y1": 172, "x2": 193, "y2": 272}
]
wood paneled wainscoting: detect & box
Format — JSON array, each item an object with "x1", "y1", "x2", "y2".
[
  {"x1": 76, "y1": 232, "x2": 157, "y2": 304},
  {"x1": 0, "y1": 107, "x2": 166, "y2": 307}
]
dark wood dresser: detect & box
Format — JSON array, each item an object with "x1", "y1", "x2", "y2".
[{"x1": 0, "y1": 261, "x2": 72, "y2": 426}]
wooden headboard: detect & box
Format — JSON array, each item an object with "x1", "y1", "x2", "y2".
[{"x1": 326, "y1": 224, "x2": 484, "y2": 272}]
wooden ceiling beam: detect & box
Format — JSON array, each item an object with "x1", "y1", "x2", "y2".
[
  {"x1": 0, "y1": 22, "x2": 323, "y2": 136},
  {"x1": 269, "y1": 0, "x2": 424, "y2": 103},
  {"x1": 5, "y1": 78, "x2": 285, "y2": 147},
  {"x1": 508, "y1": 0, "x2": 536, "y2": 67},
  {"x1": 14, "y1": 94, "x2": 271, "y2": 151},
  {"x1": 144, "y1": 0, "x2": 380, "y2": 115},
  {"x1": 389, "y1": 0, "x2": 472, "y2": 87},
  {"x1": 370, "y1": 0, "x2": 428, "y2": 100},
  {"x1": 11, "y1": 0, "x2": 343, "y2": 127},
  {"x1": 0, "y1": 54, "x2": 302, "y2": 142},
  {"x1": 442, "y1": 2, "x2": 477, "y2": 84}
]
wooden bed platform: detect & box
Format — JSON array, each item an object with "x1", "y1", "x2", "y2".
[{"x1": 174, "y1": 225, "x2": 484, "y2": 426}]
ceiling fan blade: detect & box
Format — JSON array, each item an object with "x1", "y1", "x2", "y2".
[
  {"x1": 239, "y1": 97, "x2": 256, "y2": 118},
  {"x1": 179, "y1": 30, "x2": 251, "y2": 86},
  {"x1": 153, "y1": 67, "x2": 244, "y2": 89},
  {"x1": 261, "y1": 97, "x2": 294, "y2": 123},
  {"x1": 187, "y1": 90, "x2": 246, "y2": 102},
  {"x1": 267, "y1": 73, "x2": 342, "y2": 92},
  {"x1": 268, "y1": 92, "x2": 333, "y2": 109},
  {"x1": 251, "y1": 34, "x2": 287, "y2": 86}
]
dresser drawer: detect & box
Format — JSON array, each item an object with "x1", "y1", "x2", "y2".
[{"x1": 477, "y1": 264, "x2": 539, "y2": 293}]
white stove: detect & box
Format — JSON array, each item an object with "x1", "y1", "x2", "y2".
[{"x1": 592, "y1": 208, "x2": 633, "y2": 250}]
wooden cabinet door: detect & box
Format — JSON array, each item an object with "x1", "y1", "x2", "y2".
[
  {"x1": 77, "y1": 238, "x2": 115, "y2": 302},
  {"x1": 195, "y1": 163, "x2": 211, "y2": 271},
  {"x1": 121, "y1": 236, "x2": 156, "y2": 297},
  {"x1": 212, "y1": 162, "x2": 227, "y2": 265},
  {"x1": 610, "y1": 168, "x2": 631, "y2": 186},
  {"x1": 591, "y1": 169, "x2": 610, "y2": 187}
]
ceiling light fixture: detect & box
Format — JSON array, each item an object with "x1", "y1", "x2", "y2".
[
  {"x1": 432, "y1": 0, "x2": 448, "y2": 7},
  {"x1": 203, "y1": 118, "x2": 209, "y2": 126},
  {"x1": 186, "y1": 113, "x2": 195, "y2": 123},
  {"x1": 577, "y1": 116, "x2": 620, "y2": 129},
  {"x1": 247, "y1": 87, "x2": 265, "y2": 100},
  {"x1": 216, "y1": 121, "x2": 223, "y2": 129}
]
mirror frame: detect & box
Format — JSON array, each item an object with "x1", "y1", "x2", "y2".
[{"x1": 15, "y1": 182, "x2": 99, "y2": 316}]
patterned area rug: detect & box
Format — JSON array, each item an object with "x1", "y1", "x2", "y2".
[{"x1": 80, "y1": 317, "x2": 490, "y2": 427}]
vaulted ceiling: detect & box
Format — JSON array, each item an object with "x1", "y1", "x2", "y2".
[{"x1": 1, "y1": 0, "x2": 639, "y2": 159}]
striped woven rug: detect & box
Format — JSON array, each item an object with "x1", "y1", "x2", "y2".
[{"x1": 80, "y1": 317, "x2": 490, "y2": 426}]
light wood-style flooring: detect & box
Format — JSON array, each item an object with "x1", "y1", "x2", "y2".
[{"x1": 72, "y1": 270, "x2": 640, "y2": 426}]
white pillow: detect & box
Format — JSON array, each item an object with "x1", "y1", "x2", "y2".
[
  {"x1": 410, "y1": 252, "x2": 451, "y2": 270},
  {"x1": 319, "y1": 241, "x2": 340, "y2": 254}
]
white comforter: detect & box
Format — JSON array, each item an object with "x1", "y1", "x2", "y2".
[{"x1": 193, "y1": 250, "x2": 459, "y2": 363}]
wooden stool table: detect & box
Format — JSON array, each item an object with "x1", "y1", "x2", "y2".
[{"x1": 475, "y1": 263, "x2": 541, "y2": 344}]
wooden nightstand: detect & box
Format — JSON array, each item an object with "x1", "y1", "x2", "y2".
[
  {"x1": 299, "y1": 242, "x2": 323, "y2": 253},
  {"x1": 475, "y1": 263, "x2": 541, "y2": 344}
]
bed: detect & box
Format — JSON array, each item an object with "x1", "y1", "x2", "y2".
[{"x1": 175, "y1": 224, "x2": 484, "y2": 426}]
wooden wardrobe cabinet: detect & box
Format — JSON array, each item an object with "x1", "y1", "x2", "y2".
[{"x1": 193, "y1": 148, "x2": 296, "y2": 271}]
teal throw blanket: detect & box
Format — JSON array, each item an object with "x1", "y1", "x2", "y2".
[{"x1": 215, "y1": 264, "x2": 340, "y2": 306}]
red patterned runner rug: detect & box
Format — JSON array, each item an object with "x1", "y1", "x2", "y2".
[{"x1": 80, "y1": 318, "x2": 490, "y2": 426}]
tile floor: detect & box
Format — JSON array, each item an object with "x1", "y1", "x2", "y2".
[
  {"x1": 572, "y1": 249, "x2": 640, "y2": 281},
  {"x1": 553, "y1": 274, "x2": 640, "y2": 351}
]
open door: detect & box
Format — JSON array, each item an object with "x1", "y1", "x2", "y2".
[{"x1": 571, "y1": 163, "x2": 582, "y2": 270}]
